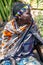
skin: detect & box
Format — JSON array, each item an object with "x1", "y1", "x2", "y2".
[{"x1": 16, "y1": 9, "x2": 32, "y2": 27}]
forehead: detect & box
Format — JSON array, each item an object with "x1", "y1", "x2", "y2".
[
  {"x1": 21, "y1": 8, "x2": 29, "y2": 13},
  {"x1": 15, "y1": 5, "x2": 30, "y2": 16}
]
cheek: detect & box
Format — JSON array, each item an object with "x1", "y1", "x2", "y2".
[
  {"x1": 23, "y1": 14, "x2": 31, "y2": 19},
  {"x1": 23, "y1": 13, "x2": 28, "y2": 17}
]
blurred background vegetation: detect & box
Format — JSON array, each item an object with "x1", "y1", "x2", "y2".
[{"x1": 0, "y1": 0, "x2": 43, "y2": 38}]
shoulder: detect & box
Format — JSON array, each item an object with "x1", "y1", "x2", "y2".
[{"x1": 4, "y1": 19, "x2": 15, "y2": 30}]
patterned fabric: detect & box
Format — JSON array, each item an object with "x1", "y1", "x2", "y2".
[
  {"x1": 16, "y1": 56, "x2": 41, "y2": 65},
  {"x1": 1, "y1": 60, "x2": 12, "y2": 65},
  {"x1": 1, "y1": 56, "x2": 41, "y2": 65},
  {"x1": 1, "y1": 17, "x2": 35, "y2": 59},
  {"x1": 2, "y1": 19, "x2": 27, "y2": 47},
  {"x1": 1, "y1": 5, "x2": 38, "y2": 59}
]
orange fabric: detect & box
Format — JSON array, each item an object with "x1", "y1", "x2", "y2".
[
  {"x1": 19, "y1": 25, "x2": 27, "y2": 31},
  {"x1": 1, "y1": 43, "x2": 5, "y2": 47},
  {"x1": 3, "y1": 30, "x2": 12, "y2": 36},
  {"x1": 6, "y1": 46, "x2": 9, "y2": 49},
  {"x1": 12, "y1": 21, "x2": 14, "y2": 26},
  {"x1": 11, "y1": 19, "x2": 16, "y2": 27}
]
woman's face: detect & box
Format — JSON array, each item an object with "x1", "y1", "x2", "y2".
[{"x1": 16, "y1": 9, "x2": 32, "y2": 26}]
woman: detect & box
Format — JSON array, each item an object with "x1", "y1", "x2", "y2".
[{"x1": 1, "y1": 4, "x2": 41, "y2": 65}]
